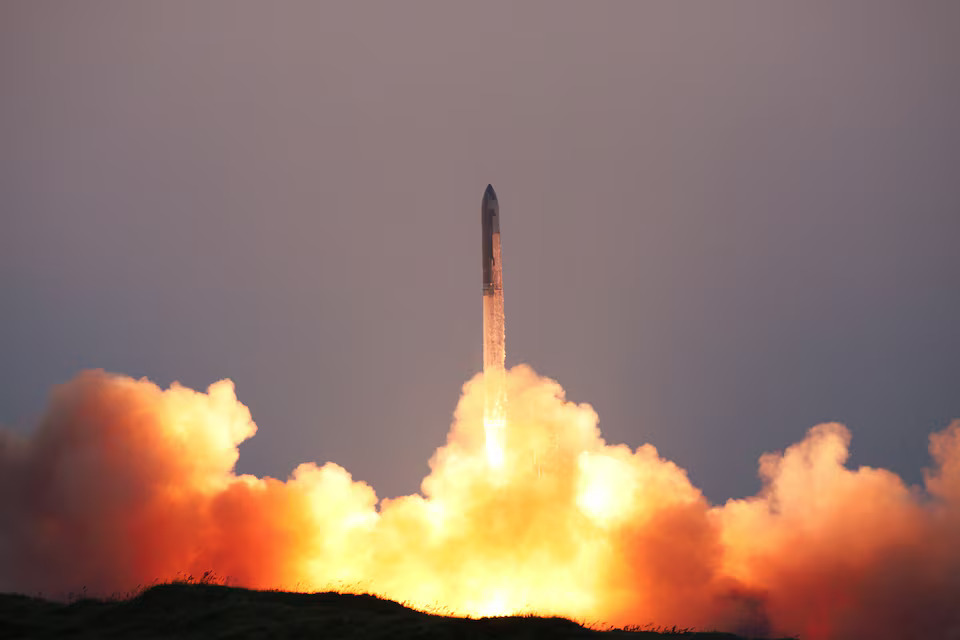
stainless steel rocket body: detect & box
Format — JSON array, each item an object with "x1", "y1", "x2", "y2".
[
  {"x1": 481, "y1": 184, "x2": 504, "y2": 375},
  {"x1": 482, "y1": 184, "x2": 501, "y2": 296}
]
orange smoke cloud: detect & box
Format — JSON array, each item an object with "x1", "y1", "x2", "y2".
[{"x1": 2, "y1": 366, "x2": 960, "y2": 639}]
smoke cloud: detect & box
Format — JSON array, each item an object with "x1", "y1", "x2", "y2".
[{"x1": 2, "y1": 367, "x2": 959, "y2": 639}]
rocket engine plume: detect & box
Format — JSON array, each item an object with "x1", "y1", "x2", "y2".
[
  {"x1": 481, "y1": 184, "x2": 506, "y2": 468},
  {"x1": 3, "y1": 368, "x2": 960, "y2": 639}
]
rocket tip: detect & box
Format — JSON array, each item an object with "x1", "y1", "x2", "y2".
[{"x1": 484, "y1": 184, "x2": 497, "y2": 200}]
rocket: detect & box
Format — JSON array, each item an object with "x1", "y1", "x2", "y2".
[
  {"x1": 480, "y1": 184, "x2": 503, "y2": 295},
  {"x1": 481, "y1": 184, "x2": 506, "y2": 467},
  {"x1": 481, "y1": 184, "x2": 505, "y2": 375},
  {"x1": 481, "y1": 183, "x2": 500, "y2": 296}
]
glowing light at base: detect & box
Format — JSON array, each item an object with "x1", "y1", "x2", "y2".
[
  {"x1": 3, "y1": 366, "x2": 960, "y2": 640},
  {"x1": 483, "y1": 410, "x2": 506, "y2": 470}
]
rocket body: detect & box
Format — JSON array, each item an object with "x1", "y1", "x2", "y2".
[
  {"x1": 481, "y1": 184, "x2": 504, "y2": 372},
  {"x1": 481, "y1": 184, "x2": 506, "y2": 467}
]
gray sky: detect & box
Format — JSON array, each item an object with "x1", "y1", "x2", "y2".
[{"x1": 2, "y1": 1, "x2": 959, "y2": 503}]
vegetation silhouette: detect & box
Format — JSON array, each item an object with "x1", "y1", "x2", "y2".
[{"x1": 0, "y1": 581, "x2": 795, "y2": 639}]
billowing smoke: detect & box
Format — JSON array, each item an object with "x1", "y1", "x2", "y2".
[{"x1": 2, "y1": 367, "x2": 960, "y2": 639}]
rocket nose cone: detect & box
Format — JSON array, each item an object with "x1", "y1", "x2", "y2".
[{"x1": 484, "y1": 184, "x2": 497, "y2": 201}]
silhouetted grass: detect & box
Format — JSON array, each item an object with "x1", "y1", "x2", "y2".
[{"x1": 0, "y1": 582, "x2": 794, "y2": 639}]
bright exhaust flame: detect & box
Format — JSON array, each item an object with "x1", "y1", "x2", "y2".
[
  {"x1": 483, "y1": 410, "x2": 506, "y2": 469},
  {"x1": 2, "y1": 366, "x2": 960, "y2": 639}
]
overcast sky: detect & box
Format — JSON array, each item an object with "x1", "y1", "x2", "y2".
[{"x1": 3, "y1": 1, "x2": 959, "y2": 503}]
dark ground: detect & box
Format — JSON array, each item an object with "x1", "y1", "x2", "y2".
[{"x1": 0, "y1": 582, "x2": 792, "y2": 639}]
